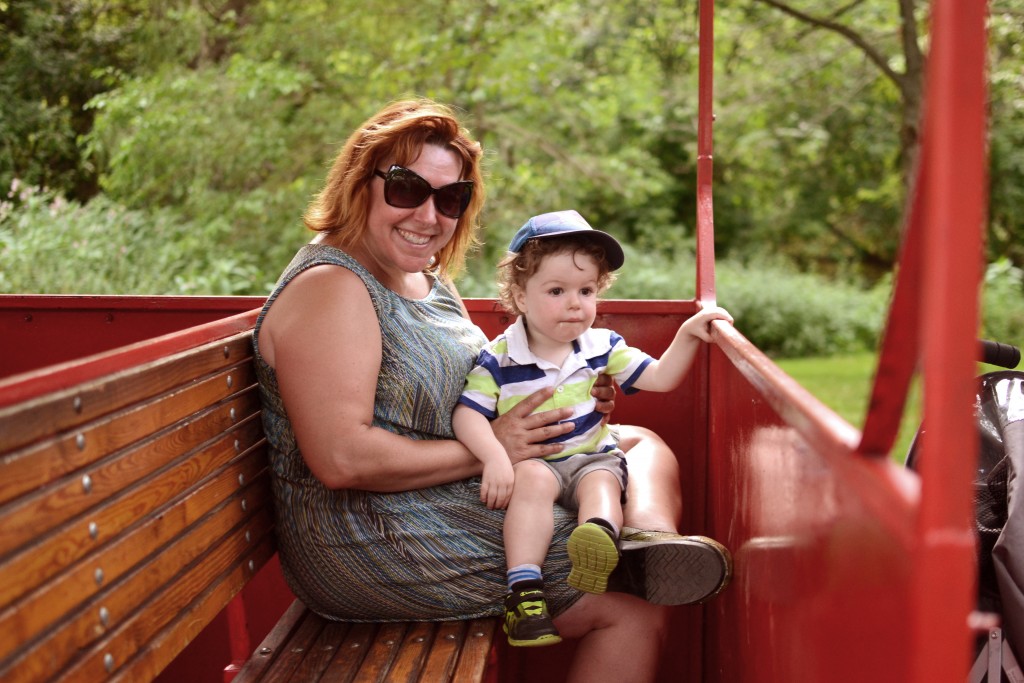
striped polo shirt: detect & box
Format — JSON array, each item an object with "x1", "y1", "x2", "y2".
[{"x1": 457, "y1": 317, "x2": 653, "y2": 462}]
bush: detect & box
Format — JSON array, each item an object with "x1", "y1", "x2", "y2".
[
  {"x1": 0, "y1": 182, "x2": 270, "y2": 295},
  {"x1": 982, "y1": 259, "x2": 1024, "y2": 349},
  {"x1": 456, "y1": 244, "x2": 886, "y2": 358},
  {"x1": 716, "y1": 258, "x2": 886, "y2": 358},
  {"x1": 5, "y1": 186, "x2": 1016, "y2": 359}
]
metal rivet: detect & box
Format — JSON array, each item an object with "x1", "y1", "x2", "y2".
[
  {"x1": 99, "y1": 607, "x2": 110, "y2": 627},
  {"x1": 95, "y1": 568, "x2": 104, "y2": 586},
  {"x1": 259, "y1": 647, "x2": 272, "y2": 655},
  {"x1": 245, "y1": 530, "x2": 252, "y2": 543},
  {"x1": 223, "y1": 345, "x2": 231, "y2": 359},
  {"x1": 414, "y1": 636, "x2": 425, "y2": 643},
  {"x1": 227, "y1": 375, "x2": 234, "y2": 389},
  {"x1": 76, "y1": 433, "x2": 86, "y2": 450},
  {"x1": 234, "y1": 439, "x2": 241, "y2": 452},
  {"x1": 445, "y1": 634, "x2": 456, "y2": 640},
  {"x1": 241, "y1": 498, "x2": 248, "y2": 512},
  {"x1": 385, "y1": 639, "x2": 395, "y2": 645},
  {"x1": 104, "y1": 653, "x2": 114, "y2": 672},
  {"x1": 292, "y1": 647, "x2": 304, "y2": 654},
  {"x1": 230, "y1": 408, "x2": 237, "y2": 421},
  {"x1": 73, "y1": 396, "x2": 83, "y2": 413},
  {"x1": 350, "y1": 642, "x2": 361, "y2": 649},
  {"x1": 82, "y1": 475, "x2": 92, "y2": 493},
  {"x1": 238, "y1": 473, "x2": 245, "y2": 486},
  {"x1": 248, "y1": 559, "x2": 255, "y2": 572},
  {"x1": 89, "y1": 522, "x2": 99, "y2": 540}
]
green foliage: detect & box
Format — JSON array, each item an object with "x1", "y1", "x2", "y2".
[
  {"x1": 982, "y1": 259, "x2": 1024, "y2": 349},
  {"x1": 0, "y1": 182, "x2": 269, "y2": 294},
  {"x1": 716, "y1": 257, "x2": 888, "y2": 358},
  {"x1": 3, "y1": 0, "x2": 1024, "y2": 360}
]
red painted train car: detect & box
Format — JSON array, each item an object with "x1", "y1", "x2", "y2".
[{"x1": 0, "y1": 1, "x2": 995, "y2": 680}]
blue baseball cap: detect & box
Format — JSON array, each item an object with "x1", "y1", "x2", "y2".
[{"x1": 507, "y1": 210, "x2": 625, "y2": 270}]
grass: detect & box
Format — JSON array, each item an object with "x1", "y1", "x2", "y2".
[{"x1": 775, "y1": 353, "x2": 922, "y2": 464}]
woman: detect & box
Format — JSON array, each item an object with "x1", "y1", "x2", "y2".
[{"x1": 252, "y1": 98, "x2": 729, "y2": 682}]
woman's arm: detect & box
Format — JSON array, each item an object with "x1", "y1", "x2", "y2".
[{"x1": 259, "y1": 265, "x2": 482, "y2": 491}]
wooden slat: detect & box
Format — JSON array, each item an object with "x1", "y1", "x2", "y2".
[
  {"x1": 418, "y1": 621, "x2": 473, "y2": 682},
  {"x1": 0, "y1": 451, "x2": 271, "y2": 681},
  {"x1": 322, "y1": 623, "x2": 379, "y2": 682},
  {"x1": 297, "y1": 620, "x2": 357, "y2": 681},
  {"x1": 235, "y1": 601, "x2": 497, "y2": 683},
  {"x1": 110, "y1": 536, "x2": 277, "y2": 683},
  {"x1": 449, "y1": 619, "x2": 498, "y2": 682},
  {"x1": 354, "y1": 622, "x2": 408, "y2": 681},
  {"x1": 58, "y1": 501, "x2": 274, "y2": 683},
  {"x1": 233, "y1": 600, "x2": 310, "y2": 682},
  {"x1": 0, "y1": 445, "x2": 269, "y2": 665},
  {"x1": 0, "y1": 359, "x2": 258, "y2": 509},
  {"x1": 258, "y1": 608, "x2": 330, "y2": 683},
  {"x1": 0, "y1": 414, "x2": 264, "y2": 609},
  {"x1": 385, "y1": 621, "x2": 435, "y2": 681},
  {"x1": 0, "y1": 380, "x2": 261, "y2": 555},
  {"x1": 0, "y1": 332, "x2": 254, "y2": 453}
]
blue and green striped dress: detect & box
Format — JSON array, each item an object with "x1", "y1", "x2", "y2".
[{"x1": 253, "y1": 244, "x2": 581, "y2": 621}]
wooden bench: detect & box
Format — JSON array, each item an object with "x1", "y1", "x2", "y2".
[{"x1": 0, "y1": 319, "x2": 497, "y2": 683}]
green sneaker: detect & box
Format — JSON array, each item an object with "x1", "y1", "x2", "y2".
[
  {"x1": 503, "y1": 582, "x2": 562, "y2": 647},
  {"x1": 567, "y1": 521, "x2": 620, "y2": 594},
  {"x1": 611, "y1": 528, "x2": 733, "y2": 605}
]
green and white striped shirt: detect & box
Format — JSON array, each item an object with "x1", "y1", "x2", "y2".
[{"x1": 458, "y1": 317, "x2": 652, "y2": 462}]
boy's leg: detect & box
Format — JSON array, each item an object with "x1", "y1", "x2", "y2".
[
  {"x1": 503, "y1": 460, "x2": 562, "y2": 647},
  {"x1": 504, "y1": 460, "x2": 560, "y2": 568},
  {"x1": 567, "y1": 469, "x2": 623, "y2": 594}
]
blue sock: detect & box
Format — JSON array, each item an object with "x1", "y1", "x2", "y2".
[{"x1": 507, "y1": 564, "x2": 543, "y2": 589}]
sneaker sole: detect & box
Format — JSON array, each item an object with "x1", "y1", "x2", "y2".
[
  {"x1": 618, "y1": 536, "x2": 731, "y2": 605},
  {"x1": 504, "y1": 629, "x2": 563, "y2": 647},
  {"x1": 567, "y1": 523, "x2": 620, "y2": 594}
]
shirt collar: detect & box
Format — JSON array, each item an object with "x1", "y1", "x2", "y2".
[{"x1": 505, "y1": 317, "x2": 613, "y2": 367}]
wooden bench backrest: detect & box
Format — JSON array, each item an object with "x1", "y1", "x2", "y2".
[{"x1": 0, "y1": 330, "x2": 274, "y2": 682}]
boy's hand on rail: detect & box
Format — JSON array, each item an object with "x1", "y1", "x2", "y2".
[
  {"x1": 491, "y1": 387, "x2": 574, "y2": 464},
  {"x1": 683, "y1": 306, "x2": 733, "y2": 343}
]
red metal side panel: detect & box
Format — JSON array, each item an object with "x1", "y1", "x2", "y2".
[
  {"x1": 705, "y1": 326, "x2": 920, "y2": 682},
  {"x1": 0, "y1": 295, "x2": 266, "y2": 380}
]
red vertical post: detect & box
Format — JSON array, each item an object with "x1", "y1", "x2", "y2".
[
  {"x1": 911, "y1": 0, "x2": 990, "y2": 679},
  {"x1": 695, "y1": 0, "x2": 717, "y2": 304},
  {"x1": 222, "y1": 595, "x2": 252, "y2": 682}
]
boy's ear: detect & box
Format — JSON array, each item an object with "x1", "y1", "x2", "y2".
[{"x1": 512, "y1": 285, "x2": 527, "y2": 313}]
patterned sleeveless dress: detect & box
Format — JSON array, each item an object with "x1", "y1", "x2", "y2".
[{"x1": 253, "y1": 244, "x2": 581, "y2": 621}]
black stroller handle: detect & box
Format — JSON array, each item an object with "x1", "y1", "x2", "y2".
[{"x1": 979, "y1": 340, "x2": 1021, "y2": 369}]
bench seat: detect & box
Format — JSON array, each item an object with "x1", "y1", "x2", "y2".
[
  {"x1": 0, "y1": 316, "x2": 497, "y2": 683},
  {"x1": 234, "y1": 600, "x2": 498, "y2": 683}
]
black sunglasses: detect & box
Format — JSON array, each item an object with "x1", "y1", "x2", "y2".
[{"x1": 373, "y1": 165, "x2": 474, "y2": 219}]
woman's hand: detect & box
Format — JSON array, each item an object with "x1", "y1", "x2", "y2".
[
  {"x1": 591, "y1": 372, "x2": 617, "y2": 417},
  {"x1": 490, "y1": 387, "x2": 574, "y2": 464}
]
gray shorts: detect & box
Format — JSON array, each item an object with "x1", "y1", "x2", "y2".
[{"x1": 538, "y1": 450, "x2": 628, "y2": 510}]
